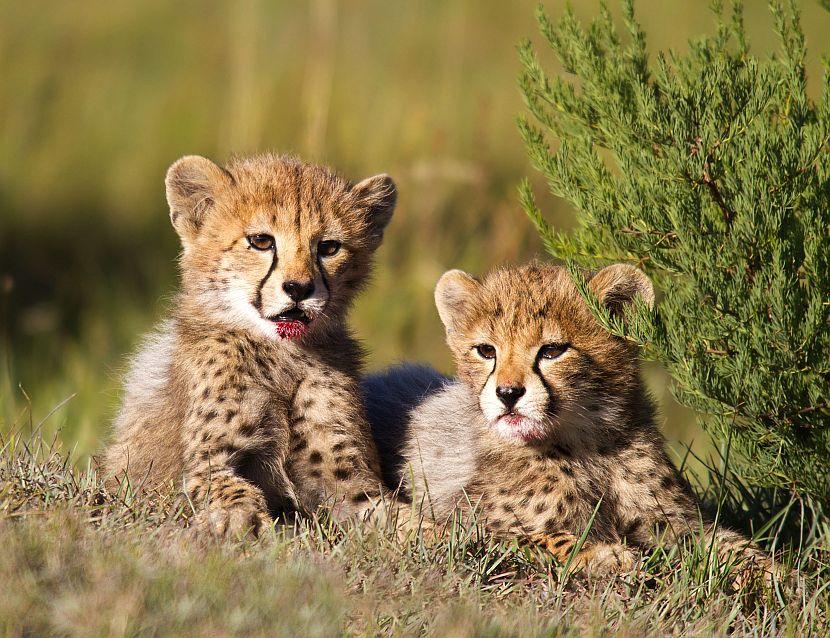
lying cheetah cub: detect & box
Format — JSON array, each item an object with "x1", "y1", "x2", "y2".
[
  {"x1": 366, "y1": 263, "x2": 770, "y2": 579},
  {"x1": 105, "y1": 153, "x2": 395, "y2": 537}
]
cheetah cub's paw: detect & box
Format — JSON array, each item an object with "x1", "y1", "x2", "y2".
[
  {"x1": 195, "y1": 497, "x2": 272, "y2": 540},
  {"x1": 731, "y1": 549, "x2": 781, "y2": 593},
  {"x1": 579, "y1": 542, "x2": 637, "y2": 576},
  {"x1": 196, "y1": 504, "x2": 271, "y2": 539},
  {"x1": 529, "y1": 532, "x2": 636, "y2": 576}
]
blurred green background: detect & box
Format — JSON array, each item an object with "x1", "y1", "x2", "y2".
[{"x1": 2, "y1": 0, "x2": 828, "y2": 459}]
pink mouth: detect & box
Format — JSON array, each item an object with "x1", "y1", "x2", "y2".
[
  {"x1": 274, "y1": 320, "x2": 308, "y2": 340},
  {"x1": 494, "y1": 413, "x2": 547, "y2": 442}
]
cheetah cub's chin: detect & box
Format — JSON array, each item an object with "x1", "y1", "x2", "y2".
[
  {"x1": 492, "y1": 414, "x2": 548, "y2": 443},
  {"x1": 366, "y1": 263, "x2": 773, "y2": 585}
]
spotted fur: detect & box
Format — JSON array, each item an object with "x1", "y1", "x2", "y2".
[
  {"x1": 366, "y1": 263, "x2": 771, "y2": 582},
  {"x1": 105, "y1": 153, "x2": 395, "y2": 537}
]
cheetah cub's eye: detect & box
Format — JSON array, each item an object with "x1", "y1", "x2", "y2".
[
  {"x1": 318, "y1": 240, "x2": 341, "y2": 257},
  {"x1": 247, "y1": 234, "x2": 275, "y2": 251},
  {"x1": 474, "y1": 344, "x2": 497, "y2": 359},
  {"x1": 539, "y1": 343, "x2": 569, "y2": 360}
]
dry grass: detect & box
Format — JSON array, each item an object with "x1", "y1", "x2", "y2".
[{"x1": 2, "y1": 426, "x2": 828, "y2": 637}]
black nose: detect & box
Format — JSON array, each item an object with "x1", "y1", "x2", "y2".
[
  {"x1": 496, "y1": 385, "x2": 525, "y2": 409},
  {"x1": 282, "y1": 280, "x2": 315, "y2": 302}
]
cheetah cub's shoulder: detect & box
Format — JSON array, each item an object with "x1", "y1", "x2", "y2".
[
  {"x1": 366, "y1": 263, "x2": 770, "y2": 582},
  {"x1": 105, "y1": 153, "x2": 396, "y2": 537}
]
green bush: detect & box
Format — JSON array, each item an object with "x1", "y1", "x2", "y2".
[{"x1": 518, "y1": 0, "x2": 830, "y2": 508}]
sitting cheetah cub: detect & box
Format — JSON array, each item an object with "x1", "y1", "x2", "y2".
[
  {"x1": 105, "y1": 153, "x2": 396, "y2": 537},
  {"x1": 366, "y1": 263, "x2": 771, "y2": 580}
]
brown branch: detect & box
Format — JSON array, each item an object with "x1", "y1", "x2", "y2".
[{"x1": 702, "y1": 164, "x2": 735, "y2": 227}]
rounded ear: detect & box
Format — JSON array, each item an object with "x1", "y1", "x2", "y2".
[
  {"x1": 165, "y1": 155, "x2": 234, "y2": 243},
  {"x1": 351, "y1": 173, "x2": 397, "y2": 249},
  {"x1": 435, "y1": 269, "x2": 480, "y2": 334},
  {"x1": 588, "y1": 264, "x2": 655, "y2": 316}
]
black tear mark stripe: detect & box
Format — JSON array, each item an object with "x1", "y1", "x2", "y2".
[
  {"x1": 315, "y1": 252, "x2": 331, "y2": 300},
  {"x1": 481, "y1": 357, "x2": 497, "y2": 396},
  {"x1": 253, "y1": 249, "x2": 279, "y2": 311},
  {"x1": 531, "y1": 358, "x2": 549, "y2": 390},
  {"x1": 532, "y1": 359, "x2": 561, "y2": 419}
]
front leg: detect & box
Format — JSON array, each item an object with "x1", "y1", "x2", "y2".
[
  {"x1": 182, "y1": 389, "x2": 277, "y2": 538},
  {"x1": 615, "y1": 460, "x2": 773, "y2": 588},
  {"x1": 286, "y1": 370, "x2": 389, "y2": 520}
]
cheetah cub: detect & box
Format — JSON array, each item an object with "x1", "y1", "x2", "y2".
[
  {"x1": 105, "y1": 153, "x2": 396, "y2": 537},
  {"x1": 366, "y1": 263, "x2": 771, "y2": 580}
]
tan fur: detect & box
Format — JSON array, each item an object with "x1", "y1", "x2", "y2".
[
  {"x1": 105, "y1": 153, "x2": 396, "y2": 537},
  {"x1": 367, "y1": 263, "x2": 771, "y2": 582}
]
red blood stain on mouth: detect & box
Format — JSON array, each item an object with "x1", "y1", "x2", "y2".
[{"x1": 275, "y1": 320, "x2": 308, "y2": 340}]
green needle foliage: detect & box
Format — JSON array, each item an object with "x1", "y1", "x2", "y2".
[{"x1": 518, "y1": 0, "x2": 830, "y2": 508}]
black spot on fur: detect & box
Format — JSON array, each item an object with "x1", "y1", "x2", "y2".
[
  {"x1": 623, "y1": 518, "x2": 643, "y2": 538},
  {"x1": 334, "y1": 468, "x2": 352, "y2": 480},
  {"x1": 308, "y1": 451, "x2": 323, "y2": 464},
  {"x1": 204, "y1": 410, "x2": 218, "y2": 422},
  {"x1": 239, "y1": 421, "x2": 258, "y2": 437},
  {"x1": 291, "y1": 438, "x2": 308, "y2": 453}
]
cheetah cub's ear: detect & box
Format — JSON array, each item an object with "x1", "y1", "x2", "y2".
[
  {"x1": 351, "y1": 173, "x2": 397, "y2": 250},
  {"x1": 588, "y1": 263, "x2": 655, "y2": 318},
  {"x1": 435, "y1": 269, "x2": 481, "y2": 336},
  {"x1": 165, "y1": 155, "x2": 234, "y2": 245}
]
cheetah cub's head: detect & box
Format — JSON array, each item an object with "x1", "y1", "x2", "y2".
[
  {"x1": 166, "y1": 154, "x2": 396, "y2": 341},
  {"x1": 435, "y1": 263, "x2": 654, "y2": 443}
]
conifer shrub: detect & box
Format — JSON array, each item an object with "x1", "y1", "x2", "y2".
[{"x1": 518, "y1": 0, "x2": 830, "y2": 508}]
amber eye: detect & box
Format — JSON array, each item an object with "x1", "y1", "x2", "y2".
[
  {"x1": 474, "y1": 344, "x2": 497, "y2": 359},
  {"x1": 318, "y1": 239, "x2": 341, "y2": 257},
  {"x1": 247, "y1": 234, "x2": 275, "y2": 251},
  {"x1": 539, "y1": 343, "x2": 569, "y2": 360}
]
